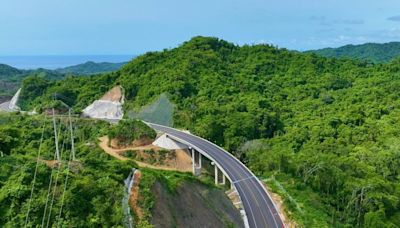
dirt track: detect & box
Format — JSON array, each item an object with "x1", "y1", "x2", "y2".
[{"x1": 98, "y1": 136, "x2": 192, "y2": 172}]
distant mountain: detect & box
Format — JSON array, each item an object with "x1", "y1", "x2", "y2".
[
  {"x1": 55, "y1": 61, "x2": 127, "y2": 75},
  {"x1": 307, "y1": 42, "x2": 400, "y2": 63},
  {"x1": 0, "y1": 64, "x2": 23, "y2": 79},
  {"x1": 0, "y1": 64, "x2": 63, "y2": 97},
  {"x1": 0, "y1": 61, "x2": 127, "y2": 97}
]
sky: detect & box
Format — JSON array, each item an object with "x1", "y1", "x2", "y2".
[{"x1": 1, "y1": 0, "x2": 400, "y2": 55}]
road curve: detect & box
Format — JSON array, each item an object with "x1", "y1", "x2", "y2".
[{"x1": 147, "y1": 123, "x2": 285, "y2": 228}]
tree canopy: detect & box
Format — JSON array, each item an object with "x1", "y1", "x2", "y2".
[{"x1": 16, "y1": 36, "x2": 400, "y2": 227}]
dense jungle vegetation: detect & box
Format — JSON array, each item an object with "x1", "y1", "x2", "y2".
[
  {"x1": 0, "y1": 113, "x2": 136, "y2": 227},
  {"x1": 308, "y1": 41, "x2": 400, "y2": 63},
  {"x1": 14, "y1": 36, "x2": 400, "y2": 227},
  {"x1": 56, "y1": 61, "x2": 127, "y2": 75},
  {"x1": 108, "y1": 119, "x2": 157, "y2": 146}
]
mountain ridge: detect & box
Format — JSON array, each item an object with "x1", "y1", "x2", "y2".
[
  {"x1": 307, "y1": 41, "x2": 400, "y2": 63},
  {"x1": 0, "y1": 61, "x2": 127, "y2": 97}
]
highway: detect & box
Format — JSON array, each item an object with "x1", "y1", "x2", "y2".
[{"x1": 148, "y1": 123, "x2": 285, "y2": 228}]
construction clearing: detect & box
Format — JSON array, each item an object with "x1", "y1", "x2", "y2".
[{"x1": 82, "y1": 86, "x2": 124, "y2": 121}]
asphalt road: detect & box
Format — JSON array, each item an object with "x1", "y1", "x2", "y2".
[{"x1": 148, "y1": 123, "x2": 285, "y2": 228}]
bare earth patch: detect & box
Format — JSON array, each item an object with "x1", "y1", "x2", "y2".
[
  {"x1": 100, "y1": 85, "x2": 123, "y2": 102},
  {"x1": 98, "y1": 136, "x2": 192, "y2": 172},
  {"x1": 109, "y1": 137, "x2": 153, "y2": 149},
  {"x1": 129, "y1": 170, "x2": 143, "y2": 219}
]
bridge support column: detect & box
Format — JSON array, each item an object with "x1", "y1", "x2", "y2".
[
  {"x1": 190, "y1": 148, "x2": 202, "y2": 176},
  {"x1": 191, "y1": 148, "x2": 195, "y2": 175},
  {"x1": 212, "y1": 162, "x2": 226, "y2": 186},
  {"x1": 199, "y1": 153, "x2": 202, "y2": 169},
  {"x1": 214, "y1": 164, "x2": 218, "y2": 185}
]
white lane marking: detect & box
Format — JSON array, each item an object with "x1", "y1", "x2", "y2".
[
  {"x1": 236, "y1": 183, "x2": 258, "y2": 228},
  {"x1": 150, "y1": 124, "x2": 282, "y2": 227},
  {"x1": 251, "y1": 178, "x2": 280, "y2": 228},
  {"x1": 153, "y1": 123, "x2": 252, "y2": 178},
  {"x1": 242, "y1": 180, "x2": 269, "y2": 227},
  {"x1": 232, "y1": 176, "x2": 255, "y2": 184}
]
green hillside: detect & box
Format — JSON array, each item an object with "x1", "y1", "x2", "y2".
[
  {"x1": 307, "y1": 42, "x2": 400, "y2": 63},
  {"x1": 55, "y1": 61, "x2": 128, "y2": 75},
  {"x1": 0, "y1": 64, "x2": 23, "y2": 78},
  {"x1": 0, "y1": 114, "x2": 136, "y2": 227},
  {"x1": 17, "y1": 36, "x2": 400, "y2": 227},
  {"x1": 0, "y1": 61, "x2": 127, "y2": 98},
  {"x1": 0, "y1": 64, "x2": 64, "y2": 97}
]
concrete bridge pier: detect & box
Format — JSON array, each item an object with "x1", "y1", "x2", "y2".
[
  {"x1": 190, "y1": 148, "x2": 202, "y2": 176},
  {"x1": 212, "y1": 162, "x2": 226, "y2": 186}
]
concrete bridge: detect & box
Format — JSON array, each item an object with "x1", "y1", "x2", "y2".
[{"x1": 147, "y1": 122, "x2": 285, "y2": 228}]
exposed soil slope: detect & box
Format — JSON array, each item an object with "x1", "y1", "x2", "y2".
[
  {"x1": 150, "y1": 181, "x2": 244, "y2": 228},
  {"x1": 100, "y1": 85, "x2": 123, "y2": 102}
]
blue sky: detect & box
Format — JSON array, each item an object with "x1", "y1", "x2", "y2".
[{"x1": 1, "y1": 0, "x2": 400, "y2": 55}]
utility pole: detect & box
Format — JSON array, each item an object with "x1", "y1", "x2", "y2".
[
  {"x1": 52, "y1": 108, "x2": 61, "y2": 162},
  {"x1": 68, "y1": 109, "x2": 76, "y2": 160}
]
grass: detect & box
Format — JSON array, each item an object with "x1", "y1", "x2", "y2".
[{"x1": 263, "y1": 173, "x2": 333, "y2": 228}]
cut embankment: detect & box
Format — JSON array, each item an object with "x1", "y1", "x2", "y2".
[
  {"x1": 136, "y1": 169, "x2": 244, "y2": 228},
  {"x1": 82, "y1": 86, "x2": 124, "y2": 121}
]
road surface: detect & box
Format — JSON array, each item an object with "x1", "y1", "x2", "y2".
[{"x1": 148, "y1": 123, "x2": 285, "y2": 228}]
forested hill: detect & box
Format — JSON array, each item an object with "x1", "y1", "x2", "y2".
[
  {"x1": 0, "y1": 63, "x2": 23, "y2": 78},
  {"x1": 19, "y1": 36, "x2": 400, "y2": 227},
  {"x1": 0, "y1": 61, "x2": 127, "y2": 97},
  {"x1": 0, "y1": 64, "x2": 63, "y2": 97},
  {"x1": 55, "y1": 61, "x2": 127, "y2": 75},
  {"x1": 307, "y1": 41, "x2": 400, "y2": 63}
]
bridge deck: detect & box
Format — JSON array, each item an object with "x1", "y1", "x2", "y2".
[{"x1": 148, "y1": 123, "x2": 284, "y2": 228}]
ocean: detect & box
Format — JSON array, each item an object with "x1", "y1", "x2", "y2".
[{"x1": 0, "y1": 55, "x2": 134, "y2": 70}]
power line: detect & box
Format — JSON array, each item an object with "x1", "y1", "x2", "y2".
[
  {"x1": 45, "y1": 128, "x2": 67, "y2": 228},
  {"x1": 57, "y1": 109, "x2": 77, "y2": 226},
  {"x1": 24, "y1": 123, "x2": 46, "y2": 228},
  {"x1": 41, "y1": 114, "x2": 62, "y2": 228}
]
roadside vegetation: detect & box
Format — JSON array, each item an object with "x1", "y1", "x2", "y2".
[
  {"x1": 108, "y1": 119, "x2": 157, "y2": 147},
  {"x1": 12, "y1": 36, "x2": 400, "y2": 226}
]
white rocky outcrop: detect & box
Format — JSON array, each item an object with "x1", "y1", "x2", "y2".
[
  {"x1": 82, "y1": 100, "x2": 124, "y2": 120},
  {"x1": 82, "y1": 86, "x2": 124, "y2": 121},
  {"x1": 8, "y1": 88, "x2": 21, "y2": 110},
  {"x1": 0, "y1": 88, "x2": 21, "y2": 112}
]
